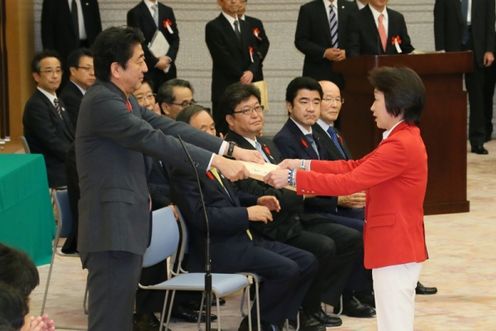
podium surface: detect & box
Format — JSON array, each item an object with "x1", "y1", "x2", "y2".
[{"x1": 334, "y1": 52, "x2": 472, "y2": 215}]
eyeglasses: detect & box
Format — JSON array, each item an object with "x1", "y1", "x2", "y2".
[
  {"x1": 77, "y1": 65, "x2": 94, "y2": 72},
  {"x1": 39, "y1": 68, "x2": 63, "y2": 75},
  {"x1": 171, "y1": 99, "x2": 196, "y2": 108},
  {"x1": 233, "y1": 105, "x2": 265, "y2": 116},
  {"x1": 322, "y1": 97, "x2": 343, "y2": 104},
  {"x1": 135, "y1": 93, "x2": 156, "y2": 102}
]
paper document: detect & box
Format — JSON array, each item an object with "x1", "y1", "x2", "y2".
[
  {"x1": 148, "y1": 30, "x2": 170, "y2": 58},
  {"x1": 240, "y1": 161, "x2": 296, "y2": 191}
]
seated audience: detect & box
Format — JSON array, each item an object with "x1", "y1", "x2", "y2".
[
  {"x1": 156, "y1": 79, "x2": 195, "y2": 119},
  {"x1": 172, "y1": 105, "x2": 318, "y2": 331},
  {"x1": 60, "y1": 48, "x2": 95, "y2": 128},
  {"x1": 23, "y1": 50, "x2": 75, "y2": 188},
  {"x1": 223, "y1": 82, "x2": 364, "y2": 327},
  {"x1": 0, "y1": 244, "x2": 55, "y2": 331},
  {"x1": 133, "y1": 79, "x2": 161, "y2": 115}
]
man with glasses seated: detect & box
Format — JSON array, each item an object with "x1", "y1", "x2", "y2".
[
  {"x1": 23, "y1": 50, "x2": 75, "y2": 189},
  {"x1": 155, "y1": 78, "x2": 195, "y2": 119},
  {"x1": 60, "y1": 48, "x2": 96, "y2": 128},
  {"x1": 133, "y1": 79, "x2": 161, "y2": 115}
]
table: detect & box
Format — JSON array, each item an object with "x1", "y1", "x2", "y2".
[{"x1": 0, "y1": 154, "x2": 54, "y2": 265}]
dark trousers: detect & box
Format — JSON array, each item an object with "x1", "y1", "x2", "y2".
[
  {"x1": 483, "y1": 63, "x2": 496, "y2": 140},
  {"x1": 285, "y1": 220, "x2": 361, "y2": 311},
  {"x1": 81, "y1": 251, "x2": 143, "y2": 331},
  {"x1": 135, "y1": 261, "x2": 168, "y2": 313}
]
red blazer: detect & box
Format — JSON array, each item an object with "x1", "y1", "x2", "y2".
[{"x1": 296, "y1": 122, "x2": 429, "y2": 269}]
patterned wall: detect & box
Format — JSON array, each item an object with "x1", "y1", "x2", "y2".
[{"x1": 34, "y1": 0, "x2": 438, "y2": 134}]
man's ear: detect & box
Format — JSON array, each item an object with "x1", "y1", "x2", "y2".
[
  {"x1": 161, "y1": 102, "x2": 171, "y2": 117},
  {"x1": 110, "y1": 62, "x2": 121, "y2": 80},
  {"x1": 225, "y1": 114, "x2": 234, "y2": 129}
]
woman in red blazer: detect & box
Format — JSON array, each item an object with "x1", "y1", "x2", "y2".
[{"x1": 266, "y1": 67, "x2": 429, "y2": 331}]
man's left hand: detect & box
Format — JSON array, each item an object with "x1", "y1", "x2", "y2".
[{"x1": 257, "y1": 195, "x2": 281, "y2": 212}]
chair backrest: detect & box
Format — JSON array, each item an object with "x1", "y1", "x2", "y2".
[
  {"x1": 173, "y1": 209, "x2": 190, "y2": 274},
  {"x1": 20, "y1": 136, "x2": 31, "y2": 153},
  {"x1": 142, "y1": 206, "x2": 180, "y2": 268},
  {"x1": 54, "y1": 189, "x2": 73, "y2": 237}
]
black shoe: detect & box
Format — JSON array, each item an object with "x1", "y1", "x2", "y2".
[
  {"x1": 238, "y1": 317, "x2": 278, "y2": 331},
  {"x1": 354, "y1": 291, "x2": 375, "y2": 308},
  {"x1": 171, "y1": 305, "x2": 217, "y2": 323},
  {"x1": 471, "y1": 145, "x2": 489, "y2": 155},
  {"x1": 298, "y1": 311, "x2": 328, "y2": 330},
  {"x1": 61, "y1": 237, "x2": 78, "y2": 254},
  {"x1": 340, "y1": 297, "x2": 375, "y2": 318},
  {"x1": 133, "y1": 313, "x2": 168, "y2": 331},
  {"x1": 416, "y1": 281, "x2": 438, "y2": 295},
  {"x1": 311, "y1": 308, "x2": 342, "y2": 327}
]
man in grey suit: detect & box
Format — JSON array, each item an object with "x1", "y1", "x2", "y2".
[{"x1": 76, "y1": 26, "x2": 263, "y2": 331}]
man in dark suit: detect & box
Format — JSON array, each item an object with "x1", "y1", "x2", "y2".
[
  {"x1": 23, "y1": 50, "x2": 75, "y2": 188},
  {"x1": 294, "y1": 0, "x2": 358, "y2": 89},
  {"x1": 156, "y1": 78, "x2": 195, "y2": 119},
  {"x1": 127, "y1": 1, "x2": 180, "y2": 93},
  {"x1": 172, "y1": 106, "x2": 318, "y2": 331},
  {"x1": 223, "y1": 82, "x2": 369, "y2": 326},
  {"x1": 76, "y1": 26, "x2": 263, "y2": 331},
  {"x1": 60, "y1": 48, "x2": 95, "y2": 128},
  {"x1": 347, "y1": 0, "x2": 414, "y2": 57},
  {"x1": 206, "y1": 0, "x2": 269, "y2": 134},
  {"x1": 434, "y1": 0, "x2": 495, "y2": 154},
  {"x1": 41, "y1": 0, "x2": 101, "y2": 72}
]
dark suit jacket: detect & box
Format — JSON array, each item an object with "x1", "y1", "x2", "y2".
[
  {"x1": 244, "y1": 15, "x2": 270, "y2": 65},
  {"x1": 148, "y1": 160, "x2": 172, "y2": 210},
  {"x1": 273, "y1": 119, "x2": 338, "y2": 213},
  {"x1": 41, "y1": 0, "x2": 102, "y2": 62},
  {"x1": 60, "y1": 81, "x2": 84, "y2": 128},
  {"x1": 313, "y1": 123, "x2": 352, "y2": 161},
  {"x1": 127, "y1": 1, "x2": 180, "y2": 90},
  {"x1": 76, "y1": 80, "x2": 223, "y2": 255},
  {"x1": 434, "y1": 0, "x2": 495, "y2": 67},
  {"x1": 347, "y1": 5, "x2": 414, "y2": 57},
  {"x1": 205, "y1": 13, "x2": 266, "y2": 104},
  {"x1": 23, "y1": 89, "x2": 75, "y2": 188},
  {"x1": 294, "y1": 0, "x2": 358, "y2": 87}
]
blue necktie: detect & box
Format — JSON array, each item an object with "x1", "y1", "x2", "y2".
[
  {"x1": 255, "y1": 141, "x2": 270, "y2": 163},
  {"x1": 327, "y1": 126, "x2": 346, "y2": 158},
  {"x1": 305, "y1": 134, "x2": 319, "y2": 157},
  {"x1": 329, "y1": 4, "x2": 338, "y2": 48}
]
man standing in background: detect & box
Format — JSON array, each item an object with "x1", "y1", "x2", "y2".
[
  {"x1": 127, "y1": 0, "x2": 180, "y2": 92},
  {"x1": 434, "y1": 0, "x2": 495, "y2": 154}
]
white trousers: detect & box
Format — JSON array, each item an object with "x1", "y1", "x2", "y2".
[{"x1": 372, "y1": 262, "x2": 422, "y2": 331}]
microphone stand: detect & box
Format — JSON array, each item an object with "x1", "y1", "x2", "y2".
[{"x1": 177, "y1": 136, "x2": 212, "y2": 331}]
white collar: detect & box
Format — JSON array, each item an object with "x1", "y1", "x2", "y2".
[
  {"x1": 290, "y1": 118, "x2": 313, "y2": 136},
  {"x1": 222, "y1": 11, "x2": 239, "y2": 25},
  {"x1": 70, "y1": 80, "x2": 87, "y2": 95},
  {"x1": 144, "y1": 0, "x2": 158, "y2": 10},
  {"x1": 37, "y1": 87, "x2": 58, "y2": 106},
  {"x1": 382, "y1": 120, "x2": 404, "y2": 140},
  {"x1": 317, "y1": 118, "x2": 333, "y2": 133},
  {"x1": 369, "y1": 4, "x2": 388, "y2": 23}
]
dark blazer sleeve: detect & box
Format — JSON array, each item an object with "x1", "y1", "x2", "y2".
[
  {"x1": 433, "y1": 0, "x2": 447, "y2": 51},
  {"x1": 294, "y1": 4, "x2": 327, "y2": 62},
  {"x1": 390, "y1": 10, "x2": 414, "y2": 54},
  {"x1": 60, "y1": 83, "x2": 83, "y2": 128},
  {"x1": 41, "y1": 0, "x2": 57, "y2": 50},
  {"x1": 161, "y1": 5, "x2": 180, "y2": 62},
  {"x1": 248, "y1": 17, "x2": 270, "y2": 62}
]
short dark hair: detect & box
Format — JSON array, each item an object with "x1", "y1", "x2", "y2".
[
  {"x1": 0, "y1": 244, "x2": 39, "y2": 300},
  {"x1": 220, "y1": 82, "x2": 261, "y2": 115},
  {"x1": 176, "y1": 104, "x2": 211, "y2": 124},
  {"x1": 31, "y1": 50, "x2": 61, "y2": 73},
  {"x1": 285, "y1": 76, "x2": 323, "y2": 105},
  {"x1": 66, "y1": 48, "x2": 93, "y2": 69},
  {"x1": 0, "y1": 283, "x2": 28, "y2": 330},
  {"x1": 91, "y1": 26, "x2": 145, "y2": 82},
  {"x1": 368, "y1": 66, "x2": 425, "y2": 125},
  {"x1": 156, "y1": 79, "x2": 194, "y2": 104}
]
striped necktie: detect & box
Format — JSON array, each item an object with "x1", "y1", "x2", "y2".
[{"x1": 329, "y1": 3, "x2": 338, "y2": 48}]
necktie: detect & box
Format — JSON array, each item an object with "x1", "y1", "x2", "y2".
[
  {"x1": 327, "y1": 127, "x2": 346, "y2": 158},
  {"x1": 151, "y1": 3, "x2": 159, "y2": 27},
  {"x1": 255, "y1": 141, "x2": 270, "y2": 163},
  {"x1": 329, "y1": 3, "x2": 338, "y2": 48},
  {"x1": 461, "y1": 0, "x2": 470, "y2": 44},
  {"x1": 53, "y1": 98, "x2": 63, "y2": 119},
  {"x1": 233, "y1": 20, "x2": 242, "y2": 41},
  {"x1": 210, "y1": 168, "x2": 253, "y2": 240},
  {"x1": 378, "y1": 14, "x2": 387, "y2": 52},
  {"x1": 71, "y1": 0, "x2": 79, "y2": 39},
  {"x1": 305, "y1": 134, "x2": 319, "y2": 158}
]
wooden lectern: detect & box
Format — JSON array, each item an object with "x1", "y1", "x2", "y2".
[{"x1": 334, "y1": 52, "x2": 472, "y2": 215}]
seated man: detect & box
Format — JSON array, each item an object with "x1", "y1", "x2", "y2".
[
  {"x1": 223, "y1": 82, "x2": 365, "y2": 326},
  {"x1": 23, "y1": 50, "x2": 75, "y2": 188},
  {"x1": 156, "y1": 78, "x2": 195, "y2": 119},
  {"x1": 172, "y1": 105, "x2": 319, "y2": 331}
]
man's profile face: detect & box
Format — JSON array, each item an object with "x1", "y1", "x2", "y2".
[
  {"x1": 71, "y1": 55, "x2": 95, "y2": 90},
  {"x1": 226, "y1": 95, "x2": 264, "y2": 139},
  {"x1": 189, "y1": 111, "x2": 217, "y2": 136},
  {"x1": 33, "y1": 57, "x2": 62, "y2": 94},
  {"x1": 162, "y1": 86, "x2": 194, "y2": 119},
  {"x1": 287, "y1": 89, "x2": 321, "y2": 130},
  {"x1": 319, "y1": 81, "x2": 343, "y2": 124},
  {"x1": 114, "y1": 43, "x2": 147, "y2": 95}
]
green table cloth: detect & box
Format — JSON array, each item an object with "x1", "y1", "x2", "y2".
[{"x1": 0, "y1": 154, "x2": 55, "y2": 265}]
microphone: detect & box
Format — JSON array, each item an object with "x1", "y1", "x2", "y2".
[{"x1": 177, "y1": 135, "x2": 213, "y2": 331}]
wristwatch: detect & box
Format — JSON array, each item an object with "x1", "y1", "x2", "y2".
[{"x1": 227, "y1": 141, "x2": 237, "y2": 158}]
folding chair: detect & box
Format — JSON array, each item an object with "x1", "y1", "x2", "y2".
[{"x1": 139, "y1": 206, "x2": 254, "y2": 331}]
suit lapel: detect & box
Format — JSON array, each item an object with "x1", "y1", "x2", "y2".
[
  {"x1": 318, "y1": 0, "x2": 333, "y2": 44},
  {"x1": 286, "y1": 120, "x2": 319, "y2": 159},
  {"x1": 219, "y1": 14, "x2": 244, "y2": 52},
  {"x1": 364, "y1": 6, "x2": 383, "y2": 54}
]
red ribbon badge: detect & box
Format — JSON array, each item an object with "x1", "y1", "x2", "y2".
[
  {"x1": 391, "y1": 35, "x2": 402, "y2": 45},
  {"x1": 300, "y1": 137, "x2": 309, "y2": 148},
  {"x1": 249, "y1": 46, "x2": 254, "y2": 63},
  {"x1": 163, "y1": 19, "x2": 174, "y2": 34},
  {"x1": 206, "y1": 171, "x2": 215, "y2": 180},
  {"x1": 262, "y1": 145, "x2": 271, "y2": 156},
  {"x1": 252, "y1": 27, "x2": 262, "y2": 40},
  {"x1": 126, "y1": 99, "x2": 132, "y2": 112}
]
